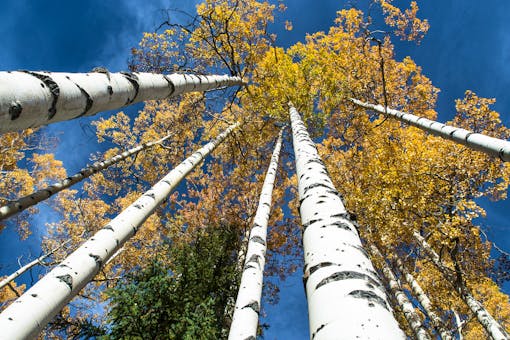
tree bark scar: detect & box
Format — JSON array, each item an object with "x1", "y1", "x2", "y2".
[
  {"x1": 315, "y1": 271, "x2": 382, "y2": 290},
  {"x1": 348, "y1": 290, "x2": 389, "y2": 311},
  {"x1": 56, "y1": 274, "x2": 73, "y2": 290},
  {"x1": 120, "y1": 72, "x2": 140, "y2": 104},
  {"x1": 241, "y1": 301, "x2": 260, "y2": 314},
  {"x1": 22, "y1": 71, "x2": 60, "y2": 120},
  {"x1": 102, "y1": 225, "x2": 114, "y2": 232},
  {"x1": 73, "y1": 82, "x2": 94, "y2": 118},
  {"x1": 88, "y1": 253, "x2": 103, "y2": 268},
  {"x1": 8, "y1": 101, "x2": 22, "y2": 120},
  {"x1": 311, "y1": 323, "x2": 327, "y2": 340},
  {"x1": 246, "y1": 254, "x2": 262, "y2": 267},
  {"x1": 163, "y1": 75, "x2": 176, "y2": 97},
  {"x1": 250, "y1": 235, "x2": 266, "y2": 246}
]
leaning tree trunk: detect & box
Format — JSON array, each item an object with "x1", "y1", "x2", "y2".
[
  {"x1": 413, "y1": 232, "x2": 509, "y2": 340},
  {"x1": 228, "y1": 127, "x2": 284, "y2": 340},
  {"x1": 288, "y1": 102, "x2": 405, "y2": 339},
  {"x1": 350, "y1": 98, "x2": 510, "y2": 162},
  {"x1": 370, "y1": 245, "x2": 430, "y2": 340},
  {"x1": 395, "y1": 258, "x2": 453, "y2": 340},
  {"x1": 0, "y1": 71, "x2": 243, "y2": 133},
  {"x1": 0, "y1": 134, "x2": 172, "y2": 222},
  {"x1": 0, "y1": 123, "x2": 239, "y2": 339}
]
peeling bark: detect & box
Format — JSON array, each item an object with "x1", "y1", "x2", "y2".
[
  {"x1": 228, "y1": 127, "x2": 284, "y2": 340},
  {"x1": 370, "y1": 245, "x2": 430, "y2": 340},
  {"x1": 350, "y1": 98, "x2": 510, "y2": 162},
  {"x1": 288, "y1": 103, "x2": 404, "y2": 340},
  {"x1": 395, "y1": 258, "x2": 453, "y2": 340},
  {"x1": 0, "y1": 123, "x2": 239, "y2": 339},
  {"x1": 0, "y1": 134, "x2": 172, "y2": 222},
  {"x1": 0, "y1": 71, "x2": 243, "y2": 133},
  {"x1": 414, "y1": 232, "x2": 509, "y2": 340}
]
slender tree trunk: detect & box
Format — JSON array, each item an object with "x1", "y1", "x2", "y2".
[
  {"x1": 288, "y1": 102, "x2": 404, "y2": 339},
  {"x1": 370, "y1": 245, "x2": 430, "y2": 340},
  {"x1": 350, "y1": 98, "x2": 510, "y2": 162},
  {"x1": 0, "y1": 134, "x2": 172, "y2": 222},
  {"x1": 395, "y1": 258, "x2": 453, "y2": 340},
  {"x1": 228, "y1": 127, "x2": 284, "y2": 340},
  {"x1": 0, "y1": 123, "x2": 239, "y2": 339},
  {"x1": 453, "y1": 309, "x2": 464, "y2": 340},
  {"x1": 0, "y1": 71, "x2": 243, "y2": 133},
  {"x1": 0, "y1": 240, "x2": 70, "y2": 290},
  {"x1": 413, "y1": 232, "x2": 509, "y2": 340}
]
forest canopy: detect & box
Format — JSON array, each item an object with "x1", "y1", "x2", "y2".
[{"x1": 0, "y1": 0, "x2": 509, "y2": 339}]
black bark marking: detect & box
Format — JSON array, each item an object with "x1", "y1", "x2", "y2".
[
  {"x1": 73, "y1": 82, "x2": 94, "y2": 118},
  {"x1": 311, "y1": 324, "x2": 327, "y2": 340},
  {"x1": 144, "y1": 192, "x2": 156, "y2": 200},
  {"x1": 302, "y1": 218, "x2": 323, "y2": 230},
  {"x1": 246, "y1": 254, "x2": 262, "y2": 266},
  {"x1": 243, "y1": 337, "x2": 256, "y2": 340},
  {"x1": 329, "y1": 221, "x2": 354, "y2": 231},
  {"x1": 252, "y1": 223, "x2": 263, "y2": 229},
  {"x1": 103, "y1": 225, "x2": 114, "y2": 232},
  {"x1": 244, "y1": 264, "x2": 257, "y2": 270},
  {"x1": 316, "y1": 271, "x2": 381, "y2": 290},
  {"x1": 56, "y1": 274, "x2": 73, "y2": 290},
  {"x1": 133, "y1": 203, "x2": 143, "y2": 210},
  {"x1": 89, "y1": 253, "x2": 103, "y2": 267},
  {"x1": 250, "y1": 235, "x2": 266, "y2": 246},
  {"x1": 23, "y1": 71, "x2": 60, "y2": 120},
  {"x1": 348, "y1": 290, "x2": 389, "y2": 310},
  {"x1": 120, "y1": 72, "x2": 140, "y2": 104},
  {"x1": 242, "y1": 301, "x2": 260, "y2": 314},
  {"x1": 9, "y1": 102, "x2": 22, "y2": 120},
  {"x1": 31, "y1": 293, "x2": 37, "y2": 297},
  {"x1": 309, "y1": 262, "x2": 335, "y2": 275},
  {"x1": 303, "y1": 182, "x2": 334, "y2": 193}
]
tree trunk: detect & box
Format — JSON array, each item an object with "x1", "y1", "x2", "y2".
[
  {"x1": 413, "y1": 232, "x2": 509, "y2": 340},
  {"x1": 370, "y1": 245, "x2": 430, "y2": 340},
  {"x1": 350, "y1": 98, "x2": 510, "y2": 162},
  {"x1": 0, "y1": 134, "x2": 172, "y2": 222},
  {"x1": 288, "y1": 102, "x2": 405, "y2": 339},
  {"x1": 0, "y1": 71, "x2": 243, "y2": 133},
  {"x1": 395, "y1": 258, "x2": 453, "y2": 340},
  {"x1": 0, "y1": 240, "x2": 70, "y2": 290},
  {"x1": 0, "y1": 123, "x2": 239, "y2": 339},
  {"x1": 228, "y1": 127, "x2": 284, "y2": 340}
]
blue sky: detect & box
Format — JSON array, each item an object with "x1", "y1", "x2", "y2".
[{"x1": 0, "y1": 1, "x2": 509, "y2": 339}]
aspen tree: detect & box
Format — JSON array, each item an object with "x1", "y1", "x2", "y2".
[
  {"x1": 0, "y1": 123, "x2": 238, "y2": 339},
  {"x1": 414, "y1": 232, "x2": 509, "y2": 340},
  {"x1": 370, "y1": 245, "x2": 430, "y2": 340},
  {"x1": 0, "y1": 71, "x2": 243, "y2": 133},
  {"x1": 0, "y1": 134, "x2": 172, "y2": 221},
  {"x1": 229, "y1": 127, "x2": 284, "y2": 339},
  {"x1": 289, "y1": 102, "x2": 404, "y2": 339},
  {"x1": 395, "y1": 258, "x2": 453, "y2": 340},
  {"x1": 350, "y1": 99, "x2": 510, "y2": 162}
]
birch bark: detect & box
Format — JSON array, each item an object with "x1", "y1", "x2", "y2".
[
  {"x1": 350, "y1": 98, "x2": 510, "y2": 162},
  {"x1": 228, "y1": 127, "x2": 284, "y2": 340},
  {"x1": 289, "y1": 102, "x2": 404, "y2": 339},
  {"x1": 370, "y1": 245, "x2": 430, "y2": 340},
  {"x1": 395, "y1": 258, "x2": 453, "y2": 340},
  {"x1": 0, "y1": 71, "x2": 243, "y2": 133},
  {"x1": 0, "y1": 123, "x2": 239, "y2": 339},
  {"x1": 0, "y1": 134, "x2": 172, "y2": 222},
  {"x1": 413, "y1": 232, "x2": 509, "y2": 340}
]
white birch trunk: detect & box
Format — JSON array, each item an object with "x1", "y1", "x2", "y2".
[
  {"x1": 413, "y1": 232, "x2": 509, "y2": 340},
  {"x1": 0, "y1": 134, "x2": 172, "y2": 222},
  {"x1": 350, "y1": 98, "x2": 510, "y2": 162},
  {"x1": 453, "y1": 309, "x2": 464, "y2": 340},
  {"x1": 0, "y1": 71, "x2": 243, "y2": 133},
  {"x1": 370, "y1": 245, "x2": 430, "y2": 340},
  {"x1": 395, "y1": 258, "x2": 453, "y2": 340},
  {"x1": 0, "y1": 240, "x2": 70, "y2": 290},
  {"x1": 0, "y1": 123, "x2": 239, "y2": 339},
  {"x1": 228, "y1": 127, "x2": 284, "y2": 340},
  {"x1": 288, "y1": 102, "x2": 405, "y2": 339}
]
